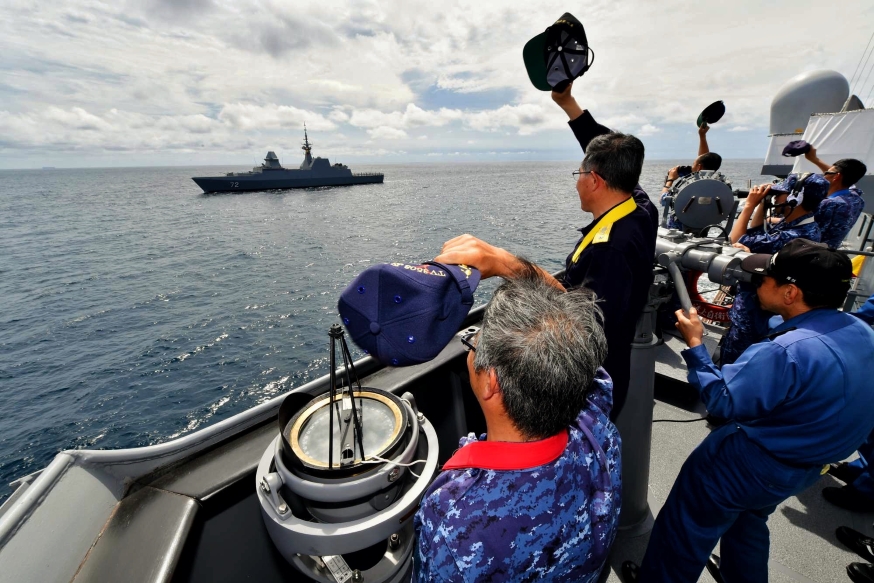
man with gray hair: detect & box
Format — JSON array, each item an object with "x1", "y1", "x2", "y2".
[
  {"x1": 437, "y1": 82, "x2": 657, "y2": 420},
  {"x1": 414, "y1": 267, "x2": 621, "y2": 582}
]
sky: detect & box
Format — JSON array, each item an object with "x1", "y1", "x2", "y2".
[{"x1": 1, "y1": 0, "x2": 872, "y2": 169}]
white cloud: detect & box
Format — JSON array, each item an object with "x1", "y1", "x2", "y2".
[
  {"x1": 367, "y1": 126, "x2": 408, "y2": 140},
  {"x1": 346, "y1": 104, "x2": 463, "y2": 130},
  {"x1": 637, "y1": 124, "x2": 662, "y2": 137},
  {"x1": 1, "y1": 0, "x2": 871, "y2": 165},
  {"x1": 218, "y1": 104, "x2": 335, "y2": 131},
  {"x1": 465, "y1": 104, "x2": 563, "y2": 135}
]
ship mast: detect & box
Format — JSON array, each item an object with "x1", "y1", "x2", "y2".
[{"x1": 300, "y1": 124, "x2": 314, "y2": 169}]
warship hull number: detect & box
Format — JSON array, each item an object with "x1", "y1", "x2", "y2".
[{"x1": 229, "y1": 182, "x2": 239, "y2": 188}]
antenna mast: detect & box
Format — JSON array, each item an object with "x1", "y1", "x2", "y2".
[{"x1": 302, "y1": 123, "x2": 312, "y2": 155}]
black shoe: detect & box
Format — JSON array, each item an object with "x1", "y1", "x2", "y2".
[
  {"x1": 837, "y1": 526, "x2": 874, "y2": 562},
  {"x1": 823, "y1": 486, "x2": 874, "y2": 513},
  {"x1": 847, "y1": 562, "x2": 874, "y2": 583},
  {"x1": 620, "y1": 561, "x2": 639, "y2": 582},
  {"x1": 830, "y1": 462, "x2": 864, "y2": 485},
  {"x1": 705, "y1": 554, "x2": 725, "y2": 583}
]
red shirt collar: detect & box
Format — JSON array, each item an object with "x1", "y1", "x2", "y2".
[{"x1": 441, "y1": 430, "x2": 568, "y2": 471}]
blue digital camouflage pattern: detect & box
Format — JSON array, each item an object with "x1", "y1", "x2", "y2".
[
  {"x1": 414, "y1": 369, "x2": 622, "y2": 582},
  {"x1": 719, "y1": 215, "x2": 821, "y2": 365},
  {"x1": 815, "y1": 186, "x2": 866, "y2": 248},
  {"x1": 660, "y1": 190, "x2": 683, "y2": 230}
]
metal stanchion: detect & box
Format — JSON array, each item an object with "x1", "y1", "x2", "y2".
[{"x1": 614, "y1": 280, "x2": 668, "y2": 535}]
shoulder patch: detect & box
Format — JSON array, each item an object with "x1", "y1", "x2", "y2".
[{"x1": 592, "y1": 223, "x2": 613, "y2": 244}]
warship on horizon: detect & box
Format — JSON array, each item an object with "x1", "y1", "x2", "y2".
[{"x1": 191, "y1": 127, "x2": 384, "y2": 193}]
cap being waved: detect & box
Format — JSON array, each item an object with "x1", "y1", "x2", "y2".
[
  {"x1": 338, "y1": 262, "x2": 481, "y2": 366},
  {"x1": 523, "y1": 13, "x2": 593, "y2": 92}
]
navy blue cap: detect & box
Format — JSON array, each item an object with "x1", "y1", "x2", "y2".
[
  {"x1": 769, "y1": 173, "x2": 828, "y2": 209},
  {"x1": 782, "y1": 140, "x2": 811, "y2": 157},
  {"x1": 337, "y1": 262, "x2": 481, "y2": 367}
]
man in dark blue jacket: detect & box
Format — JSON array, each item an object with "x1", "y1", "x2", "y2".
[
  {"x1": 436, "y1": 83, "x2": 657, "y2": 420},
  {"x1": 623, "y1": 240, "x2": 874, "y2": 583}
]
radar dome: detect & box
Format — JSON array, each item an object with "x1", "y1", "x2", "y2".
[{"x1": 769, "y1": 70, "x2": 849, "y2": 135}]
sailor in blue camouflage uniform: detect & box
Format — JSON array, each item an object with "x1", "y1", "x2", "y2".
[
  {"x1": 414, "y1": 270, "x2": 621, "y2": 582},
  {"x1": 719, "y1": 173, "x2": 828, "y2": 365},
  {"x1": 803, "y1": 147, "x2": 868, "y2": 248}
]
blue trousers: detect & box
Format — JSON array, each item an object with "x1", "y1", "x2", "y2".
[
  {"x1": 849, "y1": 431, "x2": 874, "y2": 498},
  {"x1": 638, "y1": 424, "x2": 823, "y2": 583}
]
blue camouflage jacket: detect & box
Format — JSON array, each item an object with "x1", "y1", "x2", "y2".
[
  {"x1": 414, "y1": 368, "x2": 622, "y2": 582},
  {"x1": 719, "y1": 214, "x2": 821, "y2": 366},
  {"x1": 660, "y1": 190, "x2": 683, "y2": 230},
  {"x1": 815, "y1": 186, "x2": 866, "y2": 248}
]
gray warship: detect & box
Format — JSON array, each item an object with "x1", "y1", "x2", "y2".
[{"x1": 192, "y1": 128, "x2": 384, "y2": 193}]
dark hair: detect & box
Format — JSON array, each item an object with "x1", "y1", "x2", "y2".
[
  {"x1": 696, "y1": 152, "x2": 722, "y2": 171},
  {"x1": 834, "y1": 159, "x2": 867, "y2": 188},
  {"x1": 473, "y1": 263, "x2": 607, "y2": 439},
  {"x1": 796, "y1": 285, "x2": 848, "y2": 310},
  {"x1": 582, "y1": 132, "x2": 645, "y2": 193}
]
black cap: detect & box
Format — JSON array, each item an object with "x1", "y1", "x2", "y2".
[
  {"x1": 697, "y1": 101, "x2": 725, "y2": 128},
  {"x1": 523, "y1": 13, "x2": 591, "y2": 92},
  {"x1": 740, "y1": 239, "x2": 853, "y2": 295}
]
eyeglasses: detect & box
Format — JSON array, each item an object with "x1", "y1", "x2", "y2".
[
  {"x1": 460, "y1": 330, "x2": 478, "y2": 353},
  {"x1": 572, "y1": 169, "x2": 595, "y2": 181}
]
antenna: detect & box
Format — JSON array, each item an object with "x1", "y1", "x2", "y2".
[{"x1": 302, "y1": 123, "x2": 312, "y2": 153}]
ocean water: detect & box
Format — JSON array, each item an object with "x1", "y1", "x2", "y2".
[{"x1": 0, "y1": 159, "x2": 769, "y2": 501}]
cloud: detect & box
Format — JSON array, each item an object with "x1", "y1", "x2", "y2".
[
  {"x1": 1, "y1": 0, "x2": 871, "y2": 166},
  {"x1": 465, "y1": 104, "x2": 562, "y2": 135},
  {"x1": 218, "y1": 104, "x2": 336, "y2": 131},
  {"x1": 367, "y1": 126, "x2": 408, "y2": 140},
  {"x1": 347, "y1": 103, "x2": 463, "y2": 130},
  {"x1": 637, "y1": 124, "x2": 662, "y2": 137}
]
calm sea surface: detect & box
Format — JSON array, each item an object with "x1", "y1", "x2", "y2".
[{"x1": 0, "y1": 159, "x2": 769, "y2": 501}]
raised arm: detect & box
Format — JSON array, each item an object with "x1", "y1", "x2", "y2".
[
  {"x1": 804, "y1": 146, "x2": 831, "y2": 173},
  {"x1": 729, "y1": 184, "x2": 769, "y2": 243},
  {"x1": 697, "y1": 124, "x2": 710, "y2": 157},
  {"x1": 551, "y1": 83, "x2": 584, "y2": 121},
  {"x1": 435, "y1": 234, "x2": 566, "y2": 291}
]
